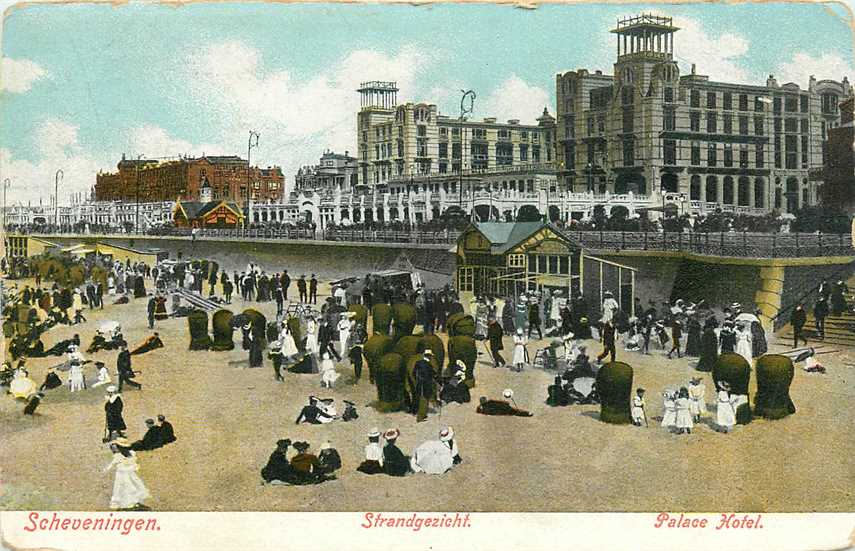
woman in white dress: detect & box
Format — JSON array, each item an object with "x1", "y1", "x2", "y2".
[
  {"x1": 601, "y1": 291, "x2": 619, "y2": 324},
  {"x1": 716, "y1": 382, "x2": 736, "y2": 433},
  {"x1": 688, "y1": 377, "x2": 707, "y2": 422},
  {"x1": 337, "y1": 314, "x2": 352, "y2": 357},
  {"x1": 674, "y1": 387, "x2": 693, "y2": 434},
  {"x1": 734, "y1": 323, "x2": 753, "y2": 364},
  {"x1": 68, "y1": 360, "x2": 86, "y2": 392},
  {"x1": 92, "y1": 363, "x2": 112, "y2": 388},
  {"x1": 107, "y1": 275, "x2": 116, "y2": 295},
  {"x1": 512, "y1": 328, "x2": 528, "y2": 372},
  {"x1": 104, "y1": 440, "x2": 150, "y2": 510},
  {"x1": 660, "y1": 390, "x2": 677, "y2": 430},
  {"x1": 305, "y1": 317, "x2": 319, "y2": 356},
  {"x1": 279, "y1": 323, "x2": 299, "y2": 359},
  {"x1": 320, "y1": 353, "x2": 339, "y2": 388}
]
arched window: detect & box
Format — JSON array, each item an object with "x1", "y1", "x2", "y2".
[
  {"x1": 705, "y1": 176, "x2": 718, "y2": 203},
  {"x1": 738, "y1": 177, "x2": 750, "y2": 206},
  {"x1": 690, "y1": 175, "x2": 701, "y2": 201},
  {"x1": 754, "y1": 178, "x2": 765, "y2": 209},
  {"x1": 723, "y1": 176, "x2": 734, "y2": 204}
]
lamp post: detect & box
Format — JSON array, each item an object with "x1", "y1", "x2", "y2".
[
  {"x1": 247, "y1": 130, "x2": 260, "y2": 209},
  {"x1": 54, "y1": 169, "x2": 63, "y2": 231},
  {"x1": 458, "y1": 89, "x2": 476, "y2": 215},
  {"x1": 2, "y1": 178, "x2": 10, "y2": 234},
  {"x1": 135, "y1": 154, "x2": 144, "y2": 234},
  {"x1": 586, "y1": 163, "x2": 593, "y2": 193}
]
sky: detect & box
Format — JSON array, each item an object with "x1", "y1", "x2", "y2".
[{"x1": 1, "y1": 2, "x2": 854, "y2": 205}]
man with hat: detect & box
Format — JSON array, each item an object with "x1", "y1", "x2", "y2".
[
  {"x1": 413, "y1": 350, "x2": 436, "y2": 422},
  {"x1": 596, "y1": 319, "x2": 617, "y2": 365},
  {"x1": 381, "y1": 428, "x2": 410, "y2": 477},
  {"x1": 131, "y1": 419, "x2": 164, "y2": 451},
  {"x1": 342, "y1": 400, "x2": 359, "y2": 421},
  {"x1": 104, "y1": 386, "x2": 126, "y2": 441},
  {"x1": 297, "y1": 275, "x2": 307, "y2": 304},
  {"x1": 261, "y1": 439, "x2": 295, "y2": 484},
  {"x1": 476, "y1": 390, "x2": 533, "y2": 417},
  {"x1": 295, "y1": 396, "x2": 334, "y2": 424},
  {"x1": 487, "y1": 316, "x2": 506, "y2": 368},
  {"x1": 666, "y1": 319, "x2": 683, "y2": 359},
  {"x1": 157, "y1": 414, "x2": 177, "y2": 445},
  {"x1": 116, "y1": 342, "x2": 141, "y2": 391},
  {"x1": 440, "y1": 426, "x2": 462, "y2": 465},
  {"x1": 790, "y1": 303, "x2": 808, "y2": 348},
  {"x1": 439, "y1": 361, "x2": 470, "y2": 404},
  {"x1": 309, "y1": 274, "x2": 318, "y2": 305},
  {"x1": 527, "y1": 297, "x2": 543, "y2": 340}
]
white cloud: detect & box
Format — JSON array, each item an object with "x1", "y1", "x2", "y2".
[
  {"x1": 775, "y1": 52, "x2": 854, "y2": 86},
  {"x1": 1, "y1": 57, "x2": 47, "y2": 93},
  {"x1": 123, "y1": 125, "x2": 227, "y2": 160},
  {"x1": 184, "y1": 40, "x2": 434, "y2": 180},
  {"x1": 0, "y1": 119, "x2": 105, "y2": 207},
  {"x1": 673, "y1": 18, "x2": 751, "y2": 83},
  {"x1": 478, "y1": 76, "x2": 550, "y2": 123}
]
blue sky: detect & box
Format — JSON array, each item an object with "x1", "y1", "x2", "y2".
[{"x1": 1, "y1": 2, "x2": 853, "y2": 204}]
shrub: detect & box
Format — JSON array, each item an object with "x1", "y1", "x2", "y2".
[
  {"x1": 713, "y1": 353, "x2": 752, "y2": 425},
  {"x1": 754, "y1": 354, "x2": 796, "y2": 420},
  {"x1": 448, "y1": 335, "x2": 477, "y2": 387},
  {"x1": 188, "y1": 310, "x2": 212, "y2": 350},
  {"x1": 394, "y1": 335, "x2": 422, "y2": 359},
  {"x1": 68, "y1": 266, "x2": 85, "y2": 287},
  {"x1": 392, "y1": 303, "x2": 417, "y2": 340},
  {"x1": 372, "y1": 304, "x2": 393, "y2": 335},
  {"x1": 447, "y1": 302, "x2": 464, "y2": 316},
  {"x1": 376, "y1": 352, "x2": 406, "y2": 412},
  {"x1": 242, "y1": 309, "x2": 267, "y2": 342},
  {"x1": 418, "y1": 334, "x2": 445, "y2": 372},
  {"x1": 364, "y1": 334, "x2": 394, "y2": 382},
  {"x1": 595, "y1": 361, "x2": 634, "y2": 424},
  {"x1": 447, "y1": 313, "x2": 476, "y2": 337},
  {"x1": 211, "y1": 310, "x2": 235, "y2": 351}
]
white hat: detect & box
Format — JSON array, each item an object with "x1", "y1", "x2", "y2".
[
  {"x1": 455, "y1": 359, "x2": 466, "y2": 370},
  {"x1": 502, "y1": 388, "x2": 514, "y2": 399},
  {"x1": 423, "y1": 349, "x2": 434, "y2": 356},
  {"x1": 439, "y1": 426, "x2": 454, "y2": 442},
  {"x1": 367, "y1": 427, "x2": 381, "y2": 438},
  {"x1": 106, "y1": 385, "x2": 117, "y2": 393},
  {"x1": 517, "y1": 328, "x2": 523, "y2": 335}
]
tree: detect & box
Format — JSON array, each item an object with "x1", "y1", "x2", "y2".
[
  {"x1": 791, "y1": 206, "x2": 850, "y2": 234},
  {"x1": 516, "y1": 205, "x2": 542, "y2": 222}
]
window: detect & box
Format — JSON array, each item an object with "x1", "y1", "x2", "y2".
[
  {"x1": 774, "y1": 135, "x2": 782, "y2": 168},
  {"x1": 533, "y1": 145, "x2": 541, "y2": 163},
  {"x1": 690, "y1": 90, "x2": 700, "y2": 108},
  {"x1": 597, "y1": 115, "x2": 605, "y2": 133},
  {"x1": 587, "y1": 116, "x2": 595, "y2": 135},
  {"x1": 528, "y1": 254, "x2": 569, "y2": 275},
  {"x1": 801, "y1": 135, "x2": 809, "y2": 168},
  {"x1": 622, "y1": 108, "x2": 634, "y2": 133},
  {"x1": 803, "y1": 187, "x2": 809, "y2": 205},
  {"x1": 754, "y1": 97, "x2": 765, "y2": 112},
  {"x1": 785, "y1": 118, "x2": 798, "y2": 133},
  {"x1": 508, "y1": 254, "x2": 525, "y2": 268},
  {"x1": 756, "y1": 147, "x2": 765, "y2": 168},
  {"x1": 739, "y1": 147, "x2": 749, "y2": 168},
  {"x1": 452, "y1": 143, "x2": 462, "y2": 160},
  {"x1": 663, "y1": 107, "x2": 676, "y2": 131},
  {"x1": 774, "y1": 118, "x2": 782, "y2": 133},
  {"x1": 785, "y1": 135, "x2": 798, "y2": 169},
  {"x1": 707, "y1": 112, "x2": 717, "y2": 133},
  {"x1": 799, "y1": 95, "x2": 809, "y2": 113},
  {"x1": 691, "y1": 142, "x2": 701, "y2": 165},
  {"x1": 564, "y1": 115, "x2": 575, "y2": 139},
  {"x1": 663, "y1": 139, "x2": 677, "y2": 165},
  {"x1": 417, "y1": 125, "x2": 427, "y2": 137},
  {"x1": 724, "y1": 144, "x2": 733, "y2": 167},
  {"x1": 439, "y1": 127, "x2": 448, "y2": 138},
  {"x1": 800, "y1": 119, "x2": 809, "y2": 134},
  {"x1": 664, "y1": 87, "x2": 674, "y2": 103},
  {"x1": 723, "y1": 92, "x2": 733, "y2": 110},
  {"x1": 739, "y1": 94, "x2": 749, "y2": 111},
  {"x1": 452, "y1": 127, "x2": 461, "y2": 138},
  {"x1": 438, "y1": 143, "x2": 448, "y2": 159},
  {"x1": 773, "y1": 97, "x2": 782, "y2": 114},
  {"x1": 519, "y1": 144, "x2": 529, "y2": 162},
  {"x1": 822, "y1": 93, "x2": 839, "y2": 114},
  {"x1": 739, "y1": 115, "x2": 749, "y2": 135},
  {"x1": 754, "y1": 116, "x2": 764, "y2": 136},
  {"x1": 707, "y1": 92, "x2": 717, "y2": 109},
  {"x1": 690, "y1": 112, "x2": 701, "y2": 132},
  {"x1": 473, "y1": 129, "x2": 486, "y2": 140},
  {"x1": 375, "y1": 128, "x2": 380, "y2": 140},
  {"x1": 785, "y1": 96, "x2": 798, "y2": 112},
  {"x1": 623, "y1": 139, "x2": 634, "y2": 166},
  {"x1": 498, "y1": 129, "x2": 511, "y2": 140},
  {"x1": 621, "y1": 86, "x2": 634, "y2": 105},
  {"x1": 708, "y1": 143, "x2": 717, "y2": 166},
  {"x1": 723, "y1": 113, "x2": 733, "y2": 134},
  {"x1": 458, "y1": 268, "x2": 473, "y2": 292}
]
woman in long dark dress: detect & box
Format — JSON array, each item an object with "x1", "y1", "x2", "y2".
[
  {"x1": 696, "y1": 317, "x2": 719, "y2": 372},
  {"x1": 685, "y1": 316, "x2": 702, "y2": 357},
  {"x1": 750, "y1": 310, "x2": 767, "y2": 358},
  {"x1": 261, "y1": 439, "x2": 297, "y2": 484},
  {"x1": 830, "y1": 281, "x2": 848, "y2": 315}
]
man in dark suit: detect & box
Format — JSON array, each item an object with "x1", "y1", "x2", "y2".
[
  {"x1": 813, "y1": 297, "x2": 829, "y2": 340},
  {"x1": 596, "y1": 319, "x2": 617, "y2": 364},
  {"x1": 487, "y1": 317, "x2": 506, "y2": 368},
  {"x1": 156, "y1": 414, "x2": 177, "y2": 445},
  {"x1": 309, "y1": 274, "x2": 318, "y2": 304},
  {"x1": 131, "y1": 419, "x2": 163, "y2": 451},
  {"x1": 413, "y1": 350, "x2": 436, "y2": 422},
  {"x1": 295, "y1": 396, "x2": 334, "y2": 424},
  {"x1": 791, "y1": 303, "x2": 808, "y2": 348},
  {"x1": 297, "y1": 275, "x2": 307, "y2": 303},
  {"x1": 317, "y1": 318, "x2": 341, "y2": 361},
  {"x1": 147, "y1": 296, "x2": 156, "y2": 329},
  {"x1": 281, "y1": 270, "x2": 291, "y2": 301},
  {"x1": 117, "y1": 343, "x2": 141, "y2": 391}
]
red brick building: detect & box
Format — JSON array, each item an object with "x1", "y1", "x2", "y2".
[
  {"x1": 94, "y1": 155, "x2": 285, "y2": 205},
  {"x1": 822, "y1": 97, "x2": 855, "y2": 214}
]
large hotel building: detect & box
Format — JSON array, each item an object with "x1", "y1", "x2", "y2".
[{"x1": 555, "y1": 14, "x2": 851, "y2": 213}]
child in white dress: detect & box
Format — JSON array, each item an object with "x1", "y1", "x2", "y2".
[
  {"x1": 320, "y1": 353, "x2": 339, "y2": 388},
  {"x1": 68, "y1": 360, "x2": 86, "y2": 392},
  {"x1": 716, "y1": 383, "x2": 736, "y2": 433},
  {"x1": 661, "y1": 391, "x2": 677, "y2": 430},
  {"x1": 631, "y1": 388, "x2": 646, "y2": 426},
  {"x1": 688, "y1": 377, "x2": 707, "y2": 423},
  {"x1": 512, "y1": 328, "x2": 528, "y2": 372},
  {"x1": 674, "y1": 387, "x2": 693, "y2": 434}
]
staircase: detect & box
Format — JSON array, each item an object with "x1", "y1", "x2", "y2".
[{"x1": 779, "y1": 280, "x2": 855, "y2": 347}]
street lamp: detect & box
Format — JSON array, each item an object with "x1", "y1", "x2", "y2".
[
  {"x1": 135, "y1": 154, "x2": 144, "y2": 234},
  {"x1": 247, "y1": 130, "x2": 260, "y2": 208},
  {"x1": 2, "y1": 178, "x2": 10, "y2": 233},
  {"x1": 54, "y1": 169, "x2": 63, "y2": 230},
  {"x1": 458, "y1": 89, "x2": 476, "y2": 214},
  {"x1": 586, "y1": 163, "x2": 593, "y2": 193}
]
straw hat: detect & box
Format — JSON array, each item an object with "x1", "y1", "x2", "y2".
[
  {"x1": 367, "y1": 427, "x2": 381, "y2": 438},
  {"x1": 439, "y1": 426, "x2": 454, "y2": 442},
  {"x1": 502, "y1": 388, "x2": 514, "y2": 399},
  {"x1": 384, "y1": 428, "x2": 400, "y2": 440}
]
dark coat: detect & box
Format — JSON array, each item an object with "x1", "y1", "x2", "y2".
[
  {"x1": 382, "y1": 443, "x2": 409, "y2": 477},
  {"x1": 487, "y1": 321, "x2": 504, "y2": 350},
  {"x1": 791, "y1": 308, "x2": 807, "y2": 329},
  {"x1": 105, "y1": 396, "x2": 126, "y2": 432},
  {"x1": 413, "y1": 359, "x2": 435, "y2": 398}
]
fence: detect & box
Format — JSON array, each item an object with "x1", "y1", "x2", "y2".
[{"x1": 17, "y1": 227, "x2": 854, "y2": 258}]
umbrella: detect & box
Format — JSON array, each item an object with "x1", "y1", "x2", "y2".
[
  {"x1": 411, "y1": 440, "x2": 454, "y2": 475},
  {"x1": 734, "y1": 313, "x2": 760, "y2": 324},
  {"x1": 572, "y1": 376, "x2": 596, "y2": 398}
]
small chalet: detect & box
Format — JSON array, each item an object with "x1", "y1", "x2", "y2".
[
  {"x1": 456, "y1": 221, "x2": 637, "y2": 318},
  {"x1": 173, "y1": 200, "x2": 245, "y2": 228}
]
